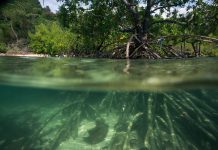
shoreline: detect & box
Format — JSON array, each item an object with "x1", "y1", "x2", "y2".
[
  {"x1": 0, "y1": 53, "x2": 48, "y2": 57},
  {"x1": 0, "y1": 52, "x2": 211, "y2": 59}
]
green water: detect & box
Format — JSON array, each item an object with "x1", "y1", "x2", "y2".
[{"x1": 0, "y1": 56, "x2": 218, "y2": 150}]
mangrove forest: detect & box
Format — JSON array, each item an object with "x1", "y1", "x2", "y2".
[{"x1": 0, "y1": 0, "x2": 217, "y2": 58}]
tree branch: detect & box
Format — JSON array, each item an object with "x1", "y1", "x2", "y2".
[
  {"x1": 122, "y1": 0, "x2": 142, "y2": 34},
  {"x1": 151, "y1": 3, "x2": 183, "y2": 13},
  {"x1": 126, "y1": 34, "x2": 135, "y2": 58},
  {"x1": 10, "y1": 21, "x2": 18, "y2": 43},
  {"x1": 119, "y1": 26, "x2": 134, "y2": 33},
  {"x1": 161, "y1": 35, "x2": 218, "y2": 43},
  {"x1": 150, "y1": 19, "x2": 186, "y2": 27},
  {"x1": 122, "y1": 0, "x2": 137, "y2": 15}
]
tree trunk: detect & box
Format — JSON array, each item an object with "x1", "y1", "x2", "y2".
[
  {"x1": 10, "y1": 22, "x2": 18, "y2": 43},
  {"x1": 122, "y1": 0, "x2": 143, "y2": 57},
  {"x1": 122, "y1": 0, "x2": 161, "y2": 59},
  {"x1": 192, "y1": 42, "x2": 200, "y2": 57},
  {"x1": 142, "y1": 0, "x2": 151, "y2": 35}
]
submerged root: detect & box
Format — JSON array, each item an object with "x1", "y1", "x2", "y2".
[{"x1": 1, "y1": 90, "x2": 217, "y2": 150}]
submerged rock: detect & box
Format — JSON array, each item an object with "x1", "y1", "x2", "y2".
[
  {"x1": 83, "y1": 118, "x2": 109, "y2": 145},
  {"x1": 0, "y1": 140, "x2": 5, "y2": 146}
]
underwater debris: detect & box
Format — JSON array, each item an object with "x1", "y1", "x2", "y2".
[{"x1": 83, "y1": 118, "x2": 109, "y2": 145}]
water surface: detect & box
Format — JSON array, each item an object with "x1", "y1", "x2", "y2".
[{"x1": 0, "y1": 56, "x2": 218, "y2": 150}]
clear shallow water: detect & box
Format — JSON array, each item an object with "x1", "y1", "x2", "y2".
[
  {"x1": 0, "y1": 56, "x2": 218, "y2": 91},
  {"x1": 0, "y1": 56, "x2": 218, "y2": 150}
]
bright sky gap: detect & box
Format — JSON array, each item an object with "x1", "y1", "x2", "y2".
[
  {"x1": 38, "y1": 0, "x2": 193, "y2": 18},
  {"x1": 38, "y1": 0, "x2": 62, "y2": 13}
]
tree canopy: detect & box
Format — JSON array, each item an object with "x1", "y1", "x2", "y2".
[
  {"x1": 0, "y1": 0, "x2": 55, "y2": 43},
  {"x1": 56, "y1": 0, "x2": 217, "y2": 58}
]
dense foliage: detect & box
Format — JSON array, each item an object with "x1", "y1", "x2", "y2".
[
  {"x1": 185, "y1": 0, "x2": 218, "y2": 36},
  {"x1": 29, "y1": 22, "x2": 74, "y2": 55},
  {"x1": 57, "y1": 0, "x2": 218, "y2": 58},
  {"x1": 0, "y1": 42, "x2": 7, "y2": 53},
  {"x1": 0, "y1": 0, "x2": 217, "y2": 57},
  {"x1": 0, "y1": 0, "x2": 55, "y2": 53},
  {"x1": 0, "y1": 0, "x2": 42, "y2": 43}
]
